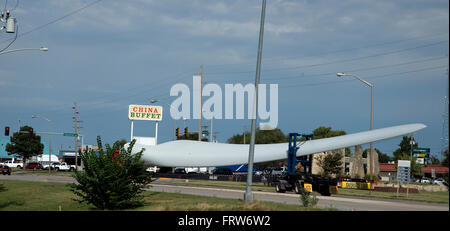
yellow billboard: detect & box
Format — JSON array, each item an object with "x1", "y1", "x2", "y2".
[{"x1": 341, "y1": 182, "x2": 371, "y2": 190}]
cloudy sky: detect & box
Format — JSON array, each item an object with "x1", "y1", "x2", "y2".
[{"x1": 1, "y1": 0, "x2": 448, "y2": 159}]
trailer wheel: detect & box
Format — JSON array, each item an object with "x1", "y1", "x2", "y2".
[
  {"x1": 294, "y1": 183, "x2": 301, "y2": 194},
  {"x1": 275, "y1": 183, "x2": 285, "y2": 193},
  {"x1": 319, "y1": 184, "x2": 331, "y2": 196}
]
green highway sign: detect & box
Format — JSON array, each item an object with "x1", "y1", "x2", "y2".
[
  {"x1": 64, "y1": 133, "x2": 78, "y2": 137},
  {"x1": 412, "y1": 148, "x2": 430, "y2": 154}
]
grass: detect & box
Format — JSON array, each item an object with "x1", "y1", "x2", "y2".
[
  {"x1": 337, "y1": 188, "x2": 449, "y2": 204},
  {"x1": 157, "y1": 178, "x2": 270, "y2": 191},
  {"x1": 11, "y1": 168, "x2": 75, "y2": 177},
  {"x1": 0, "y1": 180, "x2": 324, "y2": 211},
  {"x1": 155, "y1": 178, "x2": 449, "y2": 204}
]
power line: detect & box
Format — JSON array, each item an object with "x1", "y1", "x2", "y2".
[
  {"x1": 279, "y1": 65, "x2": 447, "y2": 89},
  {"x1": 1, "y1": 0, "x2": 104, "y2": 44},
  {"x1": 205, "y1": 32, "x2": 449, "y2": 69},
  {"x1": 205, "y1": 40, "x2": 448, "y2": 76},
  {"x1": 209, "y1": 55, "x2": 448, "y2": 82}
]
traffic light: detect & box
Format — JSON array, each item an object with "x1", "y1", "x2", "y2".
[
  {"x1": 28, "y1": 128, "x2": 33, "y2": 135},
  {"x1": 4, "y1": 126, "x2": 9, "y2": 136},
  {"x1": 175, "y1": 128, "x2": 179, "y2": 138},
  {"x1": 184, "y1": 127, "x2": 188, "y2": 137}
]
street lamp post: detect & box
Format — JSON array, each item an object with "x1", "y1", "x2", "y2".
[
  {"x1": 336, "y1": 73, "x2": 374, "y2": 177},
  {"x1": 32, "y1": 115, "x2": 52, "y2": 174},
  {"x1": 0, "y1": 47, "x2": 48, "y2": 55},
  {"x1": 245, "y1": 0, "x2": 266, "y2": 204}
]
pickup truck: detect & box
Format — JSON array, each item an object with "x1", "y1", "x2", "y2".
[
  {"x1": 51, "y1": 162, "x2": 75, "y2": 171},
  {"x1": 1, "y1": 160, "x2": 23, "y2": 169}
]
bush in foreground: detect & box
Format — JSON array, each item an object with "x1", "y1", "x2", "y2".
[
  {"x1": 299, "y1": 188, "x2": 318, "y2": 207},
  {"x1": 69, "y1": 137, "x2": 151, "y2": 210}
]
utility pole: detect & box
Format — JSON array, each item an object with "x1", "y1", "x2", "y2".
[
  {"x1": 245, "y1": 0, "x2": 266, "y2": 204},
  {"x1": 73, "y1": 103, "x2": 82, "y2": 170},
  {"x1": 243, "y1": 125, "x2": 247, "y2": 144},
  {"x1": 198, "y1": 66, "x2": 203, "y2": 142}
]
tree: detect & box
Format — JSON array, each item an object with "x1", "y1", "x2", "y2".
[
  {"x1": 362, "y1": 148, "x2": 392, "y2": 163},
  {"x1": 69, "y1": 137, "x2": 151, "y2": 210},
  {"x1": 315, "y1": 150, "x2": 344, "y2": 177},
  {"x1": 397, "y1": 154, "x2": 423, "y2": 177},
  {"x1": 312, "y1": 126, "x2": 346, "y2": 139},
  {"x1": 393, "y1": 136, "x2": 418, "y2": 161},
  {"x1": 311, "y1": 126, "x2": 351, "y2": 155},
  {"x1": 227, "y1": 128, "x2": 287, "y2": 144},
  {"x1": 113, "y1": 138, "x2": 128, "y2": 149},
  {"x1": 5, "y1": 126, "x2": 43, "y2": 165},
  {"x1": 430, "y1": 155, "x2": 441, "y2": 165},
  {"x1": 442, "y1": 149, "x2": 449, "y2": 167},
  {"x1": 177, "y1": 133, "x2": 208, "y2": 141}
]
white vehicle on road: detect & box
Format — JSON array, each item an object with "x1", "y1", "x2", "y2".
[
  {"x1": 52, "y1": 162, "x2": 75, "y2": 171},
  {"x1": 2, "y1": 160, "x2": 23, "y2": 169}
]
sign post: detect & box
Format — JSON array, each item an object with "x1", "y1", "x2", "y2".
[
  {"x1": 397, "y1": 160, "x2": 411, "y2": 197},
  {"x1": 128, "y1": 105, "x2": 163, "y2": 144}
]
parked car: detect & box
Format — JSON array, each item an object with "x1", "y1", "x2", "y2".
[
  {"x1": 270, "y1": 166, "x2": 287, "y2": 175},
  {"x1": 174, "y1": 168, "x2": 186, "y2": 174},
  {"x1": 25, "y1": 162, "x2": 42, "y2": 170},
  {"x1": 1, "y1": 160, "x2": 23, "y2": 169},
  {"x1": 417, "y1": 177, "x2": 431, "y2": 184},
  {"x1": 0, "y1": 164, "x2": 11, "y2": 175},
  {"x1": 432, "y1": 178, "x2": 446, "y2": 185},
  {"x1": 52, "y1": 162, "x2": 76, "y2": 171},
  {"x1": 212, "y1": 168, "x2": 233, "y2": 175},
  {"x1": 254, "y1": 170, "x2": 264, "y2": 175}
]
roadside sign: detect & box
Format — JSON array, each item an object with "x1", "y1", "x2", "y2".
[
  {"x1": 397, "y1": 160, "x2": 411, "y2": 182},
  {"x1": 412, "y1": 148, "x2": 430, "y2": 154},
  {"x1": 128, "y1": 105, "x2": 163, "y2": 121},
  {"x1": 416, "y1": 158, "x2": 425, "y2": 164},
  {"x1": 63, "y1": 133, "x2": 78, "y2": 137},
  {"x1": 414, "y1": 153, "x2": 429, "y2": 158},
  {"x1": 412, "y1": 147, "x2": 430, "y2": 159}
]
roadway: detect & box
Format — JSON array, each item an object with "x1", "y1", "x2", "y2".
[{"x1": 0, "y1": 174, "x2": 448, "y2": 211}]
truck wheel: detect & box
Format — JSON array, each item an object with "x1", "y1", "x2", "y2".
[
  {"x1": 319, "y1": 185, "x2": 331, "y2": 196},
  {"x1": 275, "y1": 183, "x2": 285, "y2": 193}
]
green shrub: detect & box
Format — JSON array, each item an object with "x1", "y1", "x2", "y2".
[
  {"x1": 299, "y1": 188, "x2": 318, "y2": 207},
  {"x1": 69, "y1": 137, "x2": 151, "y2": 210}
]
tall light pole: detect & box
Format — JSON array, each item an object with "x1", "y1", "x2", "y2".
[
  {"x1": 0, "y1": 47, "x2": 48, "y2": 55},
  {"x1": 32, "y1": 115, "x2": 52, "y2": 174},
  {"x1": 245, "y1": 0, "x2": 266, "y2": 204},
  {"x1": 336, "y1": 73, "x2": 374, "y2": 177},
  {"x1": 151, "y1": 99, "x2": 177, "y2": 141}
]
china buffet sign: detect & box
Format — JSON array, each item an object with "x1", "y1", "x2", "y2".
[{"x1": 128, "y1": 105, "x2": 163, "y2": 121}]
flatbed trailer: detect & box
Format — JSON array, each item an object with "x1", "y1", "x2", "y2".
[{"x1": 272, "y1": 133, "x2": 338, "y2": 196}]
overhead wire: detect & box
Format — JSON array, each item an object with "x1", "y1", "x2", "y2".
[
  {"x1": 0, "y1": 0, "x2": 104, "y2": 44},
  {"x1": 279, "y1": 65, "x2": 448, "y2": 89},
  {"x1": 204, "y1": 40, "x2": 448, "y2": 76},
  {"x1": 205, "y1": 32, "x2": 449, "y2": 69}
]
